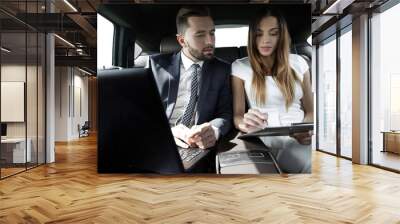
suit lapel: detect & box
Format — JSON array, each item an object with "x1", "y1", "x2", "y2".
[
  {"x1": 165, "y1": 52, "x2": 181, "y2": 119},
  {"x1": 196, "y1": 59, "x2": 211, "y2": 124}
]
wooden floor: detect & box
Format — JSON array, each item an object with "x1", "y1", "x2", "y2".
[
  {"x1": 1, "y1": 135, "x2": 400, "y2": 223},
  {"x1": 1, "y1": 163, "x2": 44, "y2": 178},
  {"x1": 372, "y1": 150, "x2": 400, "y2": 171},
  {"x1": 1, "y1": 167, "x2": 26, "y2": 178}
]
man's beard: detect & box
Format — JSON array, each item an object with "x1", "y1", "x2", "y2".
[{"x1": 187, "y1": 44, "x2": 214, "y2": 61}]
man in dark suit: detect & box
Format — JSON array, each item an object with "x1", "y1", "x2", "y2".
[{"x1": 150, "y1": 6, "x2": 232, "y2": 152}]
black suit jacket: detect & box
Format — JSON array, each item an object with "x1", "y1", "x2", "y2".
[{"x1": 149, "y1": 52, "x2": 233, "y2": 137}]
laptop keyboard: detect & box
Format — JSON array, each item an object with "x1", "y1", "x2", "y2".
[{"x1": 178, "y1": 148, "x2": 203, "y2": 162}]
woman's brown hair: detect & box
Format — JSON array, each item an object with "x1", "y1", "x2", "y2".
[{"x1": 247, "y1": 9, "x2": 300, "y2": 108}]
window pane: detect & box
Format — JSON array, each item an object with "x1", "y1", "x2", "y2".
[
  {"x1": 1, "y1": 31, "x2": 28, "y2": 177},
  {"x1": 371, "y1": 3, "x2": 400, "y2": 171},
  {"x1": 340, "y1": 29, "x2": 352, "y2": 158},
  {"x1": 27, "y1": 31, "x2": 38, "y2": 169},
  {"x1": 318, "y1": 36, "x2": 337, "y2": 154},
  {"x1": 38, "y1": 32, "x2": 46, "y2": 165},
  {"x1": 97, "y1": 14, "x2": 114, "y2": 70},
  {"x1": 215, "y1": 26, "x2": 248, "y2": 47}
]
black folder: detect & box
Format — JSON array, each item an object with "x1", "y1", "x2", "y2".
[{"x1": 238, "y1": 122, "x2": 314, "y2": 140}]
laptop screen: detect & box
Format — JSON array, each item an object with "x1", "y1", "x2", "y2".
[{"x1": 97, "y1": 67, "x2": 185, "y2": 174}]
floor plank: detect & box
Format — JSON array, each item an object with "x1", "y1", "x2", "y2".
[
  {"x1": 372, "y1": 151, "x2": 400, "y2": 171},
  {"x1": 1, "y1": 134, "x2": 400, "y2": 223}
]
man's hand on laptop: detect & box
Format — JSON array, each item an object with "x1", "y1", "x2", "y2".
[
  {"x1": 187, "y1": 123, "x2": 216, "y2": 149},
  {"x1": 172, "y1": 123, "x2": 217, "y2": 149},
  {"x1": 173, "y1": 137, "x2": 190, "y2": 148},
  {"x1": 171, "y1": 124, "x2": 196, "y2": 148}
]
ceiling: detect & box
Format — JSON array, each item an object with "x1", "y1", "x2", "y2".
[
  {"x1": 0, "y1": 0, "x2": 98, "y2": 74},
  {"x1": 99, "y1": 4, "x2": 311, "y2": 53},
  {"x1": 0, "y1": 0, "x2": 391, "y2": 74}
]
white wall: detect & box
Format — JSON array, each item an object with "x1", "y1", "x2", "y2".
[
  {"x1": 1, "y1": 63, "x2": 46, "y2": 164},
  {"x1": 55, "y1": 66, "x2": 89, "y2": 141},
  {"x1": 72, "y1": 73, "x2": 89, "y2": 138},
  {"x1": 55, "y1": 66, "x2": 69, "y2": 141},
  {"x1": 1, "y1": 65, "x2": 26, "y2": 139},
  {"x1": 1, "y1": 64, "x2": 39, "y2": 138}
]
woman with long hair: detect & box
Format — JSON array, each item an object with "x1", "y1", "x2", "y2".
[{"x1": 231, "y1": 9, "x2": 313, "y2": 173}]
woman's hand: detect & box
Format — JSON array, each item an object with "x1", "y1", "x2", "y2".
[
  {"x1": 239, "y1": 108, "x2": 268, "y2": 133},
  {"x1": 290, "y1": 130, "x2": 313, "y2": 145}
]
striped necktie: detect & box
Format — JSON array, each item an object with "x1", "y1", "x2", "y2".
[{"x1": 180, "y1": 64, "x2": 200, "y2": 127}]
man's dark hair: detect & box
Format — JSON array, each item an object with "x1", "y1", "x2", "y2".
[{"x1": 176, "y1": 6, "x2": 211, "y2": 34}]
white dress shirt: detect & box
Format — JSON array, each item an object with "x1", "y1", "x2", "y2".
[
  {"x1": 170, "y1": 51, "x2": 220, "y2": 140},
  {"x1": 231, "y1": 54, "x2": 309, "y2": 149}
]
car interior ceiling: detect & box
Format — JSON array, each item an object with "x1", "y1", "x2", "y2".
[{"x1": 98, "y1": 4, "x2": 312, "y2": 68}]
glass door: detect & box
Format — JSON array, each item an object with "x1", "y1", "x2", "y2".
[
  {"x1": 317, "y1": 35, "x2": 337, "y2": 155},
  {"x1": 370, "y1": 3, "x2": 400, "y2": 171},
  {"x1": 339, "y1": 27, "x2": 352, "y2": 158}
]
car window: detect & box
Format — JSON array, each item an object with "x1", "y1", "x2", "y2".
[
  {"x1": 134, "y1": 43, "x2": 142, "y2": 59},
  {"x1": 215, "y1": 25, "x2": 248, "y2": 47},
  {"x1": 97, "y1": 14, "x2": 114, "y2": 70}
]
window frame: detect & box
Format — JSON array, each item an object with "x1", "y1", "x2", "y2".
[
  {"x1": 368, "y1": 0, "x2": 400, "y2": 172},
  {"x1": 315, "y1": 22, "x2": 353, "y2": 161}
]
